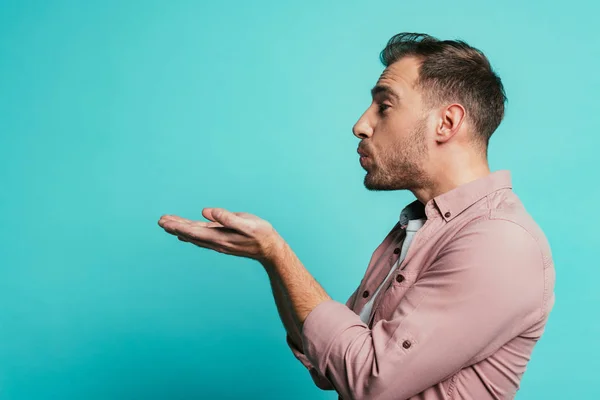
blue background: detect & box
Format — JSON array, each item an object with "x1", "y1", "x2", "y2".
[{"x1": 1, "y1": 0, "x2": 597, "y2": 398}]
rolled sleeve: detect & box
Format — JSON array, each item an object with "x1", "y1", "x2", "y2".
[
  {"x1": 299, "y1": 218, "x2": 547, "y2": 400},
  {"x1": 286, "y1": 287, "x2": 360, "y2": 391},
  {"x1": 286, "y1": 332, "x2": 335, "y2": 390}
]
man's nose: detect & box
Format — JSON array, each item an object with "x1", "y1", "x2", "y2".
[{"x1": 352, "y1": 110, "x2": 373, "y2": 139}]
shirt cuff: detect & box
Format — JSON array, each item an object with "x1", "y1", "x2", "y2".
[
  {"x1": 286, "y1": 332, "x2": 335, "y2": 390},
  {"x1": 301, "y1": 299, "x2": 367, "y2": 377},
  {"x1": 286, "y1": 332, "x2": 313, "y2": 369}
]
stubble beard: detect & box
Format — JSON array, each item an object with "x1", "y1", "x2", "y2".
[{"x1": 363, "y1": 118, "x2": 430, "y2": 192}]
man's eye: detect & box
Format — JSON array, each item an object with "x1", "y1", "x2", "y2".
[{"x1": 378, "y1": 104, "x2": 391, "y2": 114}]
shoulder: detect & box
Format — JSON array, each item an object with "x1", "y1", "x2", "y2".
[
  {"x1": 433, "y1": 187, "x2": 550, "y2": 277},
  {"x1": 444, "y1": 189, "x2": 553, "y2": 271},
  {"x1": 441, "y1": 215, "x2": 544, "y2": 275},
  {"x1": 444, "y1": 193, "x2": 554, "y2": 310},
  {"x1": 488, "y1": 190, "x2": 554, "y2": 271}
]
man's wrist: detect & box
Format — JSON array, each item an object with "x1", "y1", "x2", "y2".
[{"x1": 259, "y1": 229, "x2": 287, "y2": 269}]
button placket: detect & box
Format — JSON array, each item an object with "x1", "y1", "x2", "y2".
[
  {"x1": 398, "y1": 218, "x2": 433, "y2": 271},
  {"x1": 366, "y1": 224, "x2": 409, "y2": 328},
  {"x1": 368, "y1": 262, "x2": 405, "y2": 327}
]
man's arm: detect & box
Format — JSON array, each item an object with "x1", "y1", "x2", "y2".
[
  {"x1": 265, "y1": 267, "x2": 336, "y2": 390},
  {"x1": 262, "y1": 237, "x2": 332, "y2": 329},
  {"x1": 264, "y1": 218, "x2": 549, "y2": 400},
  {"x1": 266, "y1": 267, "x2": 304, "y2": 351}
]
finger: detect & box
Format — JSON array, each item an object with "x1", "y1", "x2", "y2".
[
  {"x1": 164, "y1": 217, "x2": 221, "y2": 229},
  {"x1": 191, "y1": 221, "x2": 223, "y2": 229},
  {"x1": 165, "y1": 222, "x2": 227, "y2": 250},
  {"x1": 161, "y1": 220, "x2": 195, "y2": 237},
  {"x1": 202, "y1": 208, "x2": 247, "y2": 232},
  {"x1": 158, "y1": 215, "x2": 186, "y2": 228},
  {"x1": 201, "y1": 208, "x2": 219, "y2": 222},
  {"x1": 158, "y1": 215, "x2": 191, "y2": 228},
  {"x1": 177, "y1": 235, "x2": 228, "y2": 254},
  {"x1": 163, "y1": 215, "x2": 193, "y2": 224},
  {"x1": 159, "y1": 215, "x2": 222, "y2": 229}
]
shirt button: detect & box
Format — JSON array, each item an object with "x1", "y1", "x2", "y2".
[
  {"x1": 402, "y1": 340, "x2": 412, "y2": 349},
  {"x1": 444, "y1": 211, "x2": 451, "y2": 218},
  {"x1": 362, "y1": 290, "x2": 370, "y2": 298},
  {"x1": 396, "y1": 274, "x2": 405, "y2": 283},
  {"x1": 393, "y1": 247, "x2": 401, "y2": 254}
]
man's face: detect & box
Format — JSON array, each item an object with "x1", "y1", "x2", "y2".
[{"x1": 353, "y1": 56, "x2": 432, "y2": 191}]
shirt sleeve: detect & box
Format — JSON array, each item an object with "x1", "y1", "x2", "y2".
[
  {"x1": 300, "y1": 218, "x2": 548, "y2": 400},
  {"x1": 286, "y1": 286, "x2": 361, "y2": 391}
]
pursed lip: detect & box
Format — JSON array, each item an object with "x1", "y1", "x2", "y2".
[{"x1": 357, "y1": 148, "x2": 369, "y2": 157}]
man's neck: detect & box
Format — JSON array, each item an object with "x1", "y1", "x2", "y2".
[{"x1": 412, "y1": 162, "x2": 491, "y2": 205}]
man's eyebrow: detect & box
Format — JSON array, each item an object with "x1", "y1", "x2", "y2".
[{"x1": 370, "y1": 85, "x2": 400, "y2": 101}]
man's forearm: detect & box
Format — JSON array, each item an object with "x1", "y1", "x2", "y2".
[
  {"x1": 261, "y1": 234, "x2": 332, "y2": 336},
  {"x1": 266, "y1": 268, "x2": 303, "y2": 349}
]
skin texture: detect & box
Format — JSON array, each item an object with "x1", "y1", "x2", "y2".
[{"x1": 158, "y1": 55, "x2": 492, "y2": 349}]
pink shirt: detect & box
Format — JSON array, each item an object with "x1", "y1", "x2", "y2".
[{"x1": 287, "y1": 170, "x2": 556, "y2": 399}]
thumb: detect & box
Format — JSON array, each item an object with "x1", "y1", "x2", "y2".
[{"x1": 203, "y1": 208, "x2": 244, "y2": 230}]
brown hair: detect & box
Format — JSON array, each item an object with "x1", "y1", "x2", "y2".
[{"x1": 380, "y1": 33, "x2": 507, "y2": 153}]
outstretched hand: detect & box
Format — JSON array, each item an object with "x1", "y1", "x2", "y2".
[{"x1": 158, "y1": 208, "x2": 283, "y2": 263}]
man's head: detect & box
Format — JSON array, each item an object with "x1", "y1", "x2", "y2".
[{"x1": 353, "y1": 33, "x2": 506, "y2": 194}]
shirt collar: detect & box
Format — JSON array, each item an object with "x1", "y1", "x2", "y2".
[
  {"x1": 399, "y1": 170, "x2": 513, "y2": 225},
  {"x1": 431, "y1": 170, "x2": 512, "y2": 222},
  {"x1": 399, "y1": 199, "x2": 427, "y2": 226}
]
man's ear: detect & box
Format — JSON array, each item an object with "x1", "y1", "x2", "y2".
[{"x1": 436, "y1": 103, "x2": 466, "y2": 143}]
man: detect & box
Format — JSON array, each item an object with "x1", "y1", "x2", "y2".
[{"x1": 158, "y1": 32, "x2": 555, "y2": 399}]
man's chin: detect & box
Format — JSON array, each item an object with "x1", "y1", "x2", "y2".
[
  {"x1": 363, "y1": 171, "x2": 414, "y2": 191},
  {"x1": 364, "y1": 175, "x2": 395, "y2": 191}
]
